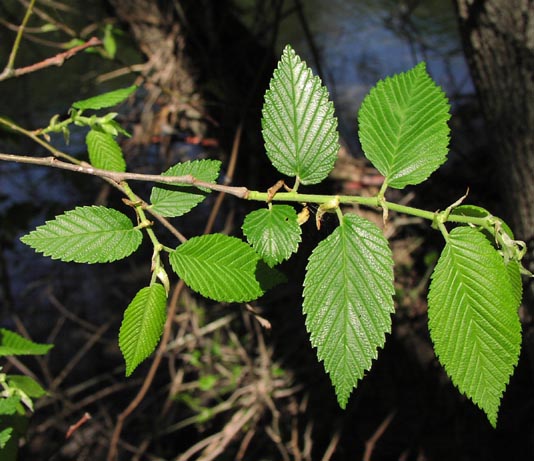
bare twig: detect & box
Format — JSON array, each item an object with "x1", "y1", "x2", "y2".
[
  {"x1": 0, "y1": 36, "x2": 102, "y2": 82},
  {"x1": 0, "y1": 153, "x2": 249, "y2": 199},
  {"x1": 363, "y1": 410, "x2": 396, "y2": 461},
  {"x1": 65, "y1": 412, "x2": 92, "y2": 439},
  {"x1": 2, "y1": 0, "x2": 36, "y2": 75}
]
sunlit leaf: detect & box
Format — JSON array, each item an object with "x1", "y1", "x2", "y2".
[
  {"x1": 428, "y1": 227, "x2": 521, "y2": 427},
  {"x1": 262, "y1": 45, "x2": 339, "y2": 185},
  {"x1": 119, "y1": 284, "x2": 167, "y2": 376},
  {"x1": 20, "y1": 206, "x2": 142, "y2": 263},
  {"x1": 242, "y1": 205, "x2": 301, "y2": 267},
  {"x1": 0, "y1": 329, "x2": 53, "y2": 357},
  {"x1": 303, "y1": 213, "x2": 395, "y2": 408},
  {"x1": 358, "y1": 62, "x2": 450, "y2": 189},
  {"x1": 86, "y1": 129, "x2": 126, "y2": 172},
  {"x1": 170, "y1": 234, "x2": 284, "y2": 302},
  {"x1": 150, "y1": 160, "x2": 221, "y2": 217},
  {"x1": 72, "y1": 85, "x2": 137, "y2": 110}
]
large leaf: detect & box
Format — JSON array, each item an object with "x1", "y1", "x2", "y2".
[
  {"x1": 72, "y1": 85, "x2": 137, "y2": 110},
  {"x1": 86, "y1": 129, "x2": 126, "y2": 172},
  {"x1": 0, "y1": 329, "x2": 53, "y2": 357},
  {"x1": 20, "y1": 206, "x2": 143, "y2": 263},
  {"x1": 169, "y1": 234, "x2": 283, "y2": 302},
  {"x1": 262, "y1": 45, "x2": 339, "y2": 185},
  {"x1": 358, "y1": 62, "x2": 450, "y2": 189},
  {"x1": 428, "y1": 227, "x2": 521, "y2": 427},
  {"x1": 242, "y1": 205, "x2": 302, "y2": 267},
  {"x1": 150, "y1": 160, "x2": 221, "y2": 217},
  {"x1": 119, "y1": 284, "x2": 167, "y2": 376},
  {"x1": 303, "y1": 213, "x2": 395, "y2": 408}
]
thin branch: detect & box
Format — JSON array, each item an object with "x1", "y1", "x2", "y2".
[
  {"x1": 0, "y1": 153, "x2": 249, "y2": 199},
  {"x1": 0, "y1": 37, "x2": 103, "y2": 82},
  {"x1": 3, "y1": 0, "x2": 36, "y2": 74}
]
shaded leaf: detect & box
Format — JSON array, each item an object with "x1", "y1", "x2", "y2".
[
  {"x1": 358, "y1": 62, "x2": 450, "y2": 189},
  {"x1": 242, "y1": 205, "x2": 301, "y2": 267},
  {"x1": 119, "y1": 284, "x2": 167, "y2": 376},
  {"x1": 7, "y1": 376, "x2": 46, "y2": 398},
  {"x1": 262, "y1": 45, "x2": 339, "y2": 185},
  {"x1": 20, "y1": 206, "x2": 142, "y2": 263},
  {"x1": 150, "y1": 160, "x2": 221, "y2": 217},
  {"x1": 303, "y1": 213, "x2": 395, "y2": 408},
  {"x1": 86, "y1": 129, "x2": 126, "y2": 172},
  {"x1": 428, "y1": 227, "x2": 521, "y2": 427}
]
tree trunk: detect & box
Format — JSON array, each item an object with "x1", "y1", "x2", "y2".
[{"x1": 453, "y1": 0, "x2": 534, "y2": 242}]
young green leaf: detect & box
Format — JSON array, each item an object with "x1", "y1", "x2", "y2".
[
  {"x1": 86, "y1": 129, "x2": 126, "y2": 172},
  {"x1": 358, "y1": 62, "x2": 450, "y2": 189},
  {"x1": 303, "y1": 213, "x2": 395, "y2": 408},
  {"x1": 7, "y1": 376, "x2": 46, "y2": 399},
  {"x1": 0, "y1": 396, "x2": 20, "y2": 416},
  {"x1": 428, "y1": 227, "x2": 521, "y2": 427},
  {"x1": 20, "y1": 206, "x2": 142, "y2": 263},
  {"x1": 262, "y1": 45, "x2": 339, "y2": 185},
  {"x1": 150, "y1": 160, "x2": 222, "y2": 217},
  {"x1": 119, "y1": 283, "x2": 167, "y2": 376},
  {"x1": 72, "y1": 85, "x2": 137, "y2": 110},
  {"x1": 0, "y1": 329, "x2": 53, "y2": 357},
  {"x1": 169, "y1": 234, "x2": 283, "y2": 302},
  {"x1": 0, "y1": 428, "x2": 13, "y2": 449},
  {"x1": 242, "y1": 205, "x2": 302, "y2": 267}
]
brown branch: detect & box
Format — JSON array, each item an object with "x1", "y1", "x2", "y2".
[
  {"x1": 363, "y1": 410, "x2": 396, "y2": 461},
  {"x1": 0, "y1": 37, "x2": 102, "y2": 82},
  {"x1": 0, "y1": 153, "x2": 249, "y2": 199}
]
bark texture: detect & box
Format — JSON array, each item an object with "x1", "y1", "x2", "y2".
[{"x1": 454, "y1": 0, "x2": 534, "y2": 241}]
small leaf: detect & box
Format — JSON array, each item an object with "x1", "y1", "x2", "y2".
[
  {"x1": 0, "y1": 427, "x2": 13, "y2": 449},
  {"x1": 0, "y1": 329, "x2": 53, "y2": 357},
  {"x1": 428, "y1": 227, "x2": 521, "y2": 427},
  {"x1": 86, "y1": 129, "x2": 126, "y2": 172},
  {"x1": 20, "y1": 206, "x2": 142, "y2": 263},
  {"x1": 0, "y1": 396, "x2": 21, "y2": 416},
  {"x1": 7, "y1": 376, "x2": 46, "y2": 398},
  {"x1": 150, "y1": 160, "x2": 221, "y2": 217},
  {"x1": 303, "y1": 213, "x2": 395, "y2": 408},
  {"x1": 72, "y1": 85, "x2": 137, "y2": 110},
  {"x1": 262, "y1": 45, "x2": 339, "y2": 185},
  {"x1": 119, "y1": 284, "x2": 167, "y2": 376},
  {"x1": 358, "y1": 62, "x2": 450, "y2": 189},
  {"x1": 242, "y1": 205, "x2": 302, "y2": 267},
  {"x1": 169, "y1": 234, "x2": 283, "y2": 302}
]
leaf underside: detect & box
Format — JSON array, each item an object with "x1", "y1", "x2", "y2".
[
  {"x1": 358, "y1": 62, "x2": 450, "y2": 189},
  {"x1": 428, "y1": 227, "x2": 521, "y2": 427},
  {"x1": 150, "y1": 160, "x2": 222, "y2": 217},
  {"x1": 86, "y1": 129, "x2": 126, "y2": 172},
  {"x1": 303, "y1": 213, "x2": 395, "y2": 408},
  {"x1": 170, "y1": 234, "x2": 283, "y2": 303},
  {"x1": 119, "y1": 284, "x2": 167, "y2": 376},
  {"x1": 262, "y1": 44, "x2": 339, "y2": 185},
  {"x1": 20, "y1": 206, "x2": 143, "y2": 263},
  {"x1": 242, "y1": 205, "x2": 302, "y2": 267}
]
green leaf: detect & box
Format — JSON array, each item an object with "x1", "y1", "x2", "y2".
[
  {"x1": 169, "y1": 234, "x2": 283, "y2": 302},
  {"x1": 428, "y1": 227, "x2": 521, "y2": 427},
  {"x1": 262, "y1": 45, "x2": 339, "y2": 185},
  {"x1": 119, "y1": 284, "x2": 167, "y2": 377},
  {"x1": 0, "y1": 428, "x2": 13, "y2": 449},
  {"x1": 0, "y1": 396, "x2": 21, "y2": 416},
  {"x1": 72, "y1": 85, "x2": 137, "y2": 110},
  {"x1": 303, "y1": 213, "x2": 395, "y2": 408},
  {"x1": 86, "y1": 129, "x2": 126, "y2": 172},
  {"x1": 7, "y1": 376, "x2": 46, "y2": 398},
  {"x1": 242, "y1": 205, "x2": 302, "y2": 267},
  {"x1": 20, "y1": 206, "x2": 142, "y2": 263},
  {"x1": 150, "y1": 160, "x2": 222, "y2": 217},
  {"x1": 358, "y1": 62, "x2": 450, "y2": 189},
  {"x1": 451, "y1": 205, "x2": 515, "y2": 240},
  {"x1": 0, "y1": 329, "x2": 53, "y2": 357}
]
